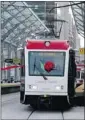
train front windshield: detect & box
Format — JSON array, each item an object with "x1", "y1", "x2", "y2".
[{"x1": 29, "y1": 52, "x2": 66, "y2": 76}]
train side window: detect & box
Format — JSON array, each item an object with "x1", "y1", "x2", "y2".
[{"x1": 21, "y1": 50, "x2": 25, "y2": 77}]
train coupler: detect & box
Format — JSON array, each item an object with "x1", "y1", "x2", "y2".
[{"x1": 37, "y1": 96, "x2": 52, "y2": 109}]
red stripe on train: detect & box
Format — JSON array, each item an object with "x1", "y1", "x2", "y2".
[{"x1": 26, "y1": 40, "x2": 70, "y2": 50}]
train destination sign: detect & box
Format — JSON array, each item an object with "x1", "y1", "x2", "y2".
[
  {"x1": 4, "y1": 58, "x2": 20, "y2": 64},
  {"x1": 13, "y1": 58, "x2": 21, "y2": 64}
]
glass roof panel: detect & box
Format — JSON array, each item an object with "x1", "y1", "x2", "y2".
[
  {"x1": 24, "y1": 19, "x2": 32, "y2": 26},
  {"x1": 7, "y1": 6, "x2": 19, "y2": 15},
  {"x1": 14, "y1": 28, "x2": 21, "y2": 34},
  {"x1": 29, "y1": 14, "x2": 37, "y2": 20},
  {"x1": 6, "y1": 22, "x2": 12, "y2": 30},
  {"x1": 16, "y1": 14, "x2": 25, "y2": 21},
  {"x1": 1, "y1": 29, "x2": 5, "y2": 36},
  {"x1": 19, "y1": 24, "x2": 25, "y2": 29},
  {"x1": 3, "y1": 28, "x2": 8, "y2": 34},
  {"x1": 21, "y1": 8, "x2": 32, "y2": 16},
  {"x1": 11, "y1": 18, "x2": 19, "y2": 24},
  {"x1": 25, "y1": 29, "x2": 30, "y2": 32},
  {"x1": 1, "y1": 19, "x2": 4, "y2": 24},
  {"x1": 2, "y1": 11, "x2": 11, "y2": 19},
  {"x1": 10, "y1": 33, "x2": 15, "y2": 38},
  {"x1": 71, "y1": 2, "x2": 84, "y2": 38},
  {"x1": 1, "y1": 1, "x2": 49, "y2": 46},
  {"x1": 7, "y1": 6, "x2": 15, "y2": 10},
  {"x1": 13, "y1": 2, "x2": 25, "y2": 6}
]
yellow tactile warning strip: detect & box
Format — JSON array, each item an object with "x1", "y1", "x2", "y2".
[
  {"x1": 75, "y1": 84, "x2": 84, "y2": 93},
  {"x1": 0, "y1": 83, "x2": 84, "y2": 93},
  {"x1": 0, "y1": 83, "x2": 20, "y2": 88}
]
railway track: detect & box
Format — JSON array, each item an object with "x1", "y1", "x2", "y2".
[{"x1": 1, "y1": 92, "x2": 84, "y2": 120}]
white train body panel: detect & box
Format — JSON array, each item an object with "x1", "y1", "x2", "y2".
[{"x1": 25, "y1": 48, "x2": 69, "y2": 96}]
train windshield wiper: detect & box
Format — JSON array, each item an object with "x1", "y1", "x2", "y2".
[{"x1": 33, "y1": 58, "x2": 47, "y2": 80}]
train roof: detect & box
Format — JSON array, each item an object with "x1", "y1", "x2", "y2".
[{"x1": 26, "y1": 40, "x2": 70, "y2": 50}]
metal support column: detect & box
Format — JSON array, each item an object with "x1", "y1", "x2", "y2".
[
  {"x1": 7, "y1": 43, "x2": 11, "y2": 81},
  {"x1": 1, "y1": 42, "x2": 4, "y2": 80},
  {"x1": 0, "y1": 1, "x2": 1, "y2": 82},
  {"x1": 0, "y1": 1, "x2": 1, "y2": 117},
  {"x1": 14, "y1": 48, "x2": 18, "y2": 81}
]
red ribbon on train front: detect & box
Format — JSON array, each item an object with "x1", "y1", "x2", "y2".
[{"x1": 44, "y1": 61, "x2": 55, "y2": 72}]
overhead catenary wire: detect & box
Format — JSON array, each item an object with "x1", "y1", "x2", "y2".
[
  {"x1": 48, "y1": 1, "x2": 84, "y2": 38},
  {"x1": 2, "y1": 2, "x2": 84, "y2": 9},
  {"x1": 49, "y1": 2, "x2": 84, "y2": 13}
]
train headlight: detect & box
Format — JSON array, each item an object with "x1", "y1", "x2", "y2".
[
  {"x1": 32, "y1": 85, "x2": 37, "y2": 89},
  {"x1": 55, "y1": 86, "x2": 61, "y2": 90},
  {"x1": 29, "y1": 85, "x2": 37, "y2": 89}
]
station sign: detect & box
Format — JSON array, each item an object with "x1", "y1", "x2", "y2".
[
  {"x1": 4, "y1": 58, "x2": 20, "y2": 64},
  {"x1": 4, "y1": 59, "x2": 13, "y2": 63},
  {"x1": 79, "y1": 48, "x2": 85, "y2": 55},
  {"x1": 13, "y1": 58, "x2": 21, "y2": 64}
]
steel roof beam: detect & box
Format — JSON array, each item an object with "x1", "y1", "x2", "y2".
[
  {"x1": 72, "y1": 7, "x2": 83, "y2": 17},
  {"x1": 2, "y1": 3, "x2": 36, "y2": 43},
  {"x1": 2, "y1": 1, "x2": 49, "y2": 44},
  {"x1": 1, "y1": 8, "x2": 25, "y2": 29},
  {"x1": 75, "y1": 21, "x2": 84, "y2": 28},
  {"x1": 76, "y1": 31, "x2": 84, "y2": 37},
  {"x1": 1, "y1": 14, "x2": 33, "y2": 41},
  {"x1": 4, "y1": 40, "x2": 17, "y2": 47},
  {"x1": 75, "y1": 16, "x2": 83, "y2": 23},
  {"x1": 71, "y1": 1, "x2": 84, "y2": 11},
  {"x1": 23, "y1": 2, "x2": 50, "y2": 32},
  {"x1": 15, "y1": 25, "x2": 42, "y2": 46},
  {"x1": 77, "y1": 32, "x2": 84, "y2": 37},
  {"x1": 76, "y1": 4, "x2": 85, "y2": 11},
  {"x1": 71, "y1": 3, "x2": 84, "y2": 37},
  {"x1": 76, "y1": 23, "x2": 84, "y2": 31},
  {"x1": 11, "y1": 20, "x2": 37, "y2": 42},
  {"x1": 1, "y1": 1, "x2": 15, "y2": 12},
  {"x1": 1, "y1": 16, "x2": 13, "y2": 29}
]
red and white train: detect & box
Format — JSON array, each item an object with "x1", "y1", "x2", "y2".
[{"x1": 20, "y1": 40, "x2": 76, "y2": 109}]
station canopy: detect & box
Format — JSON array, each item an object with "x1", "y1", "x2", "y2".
[
  {"x1": 1, "y1": 1, "x2": 50, "y2": 47},
  {"x1": 71, "y1": 2, "x2": 84, "y2": 38},
  {"x1": 1, "y1": 1, "x2": 84, "y2": 47}
]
